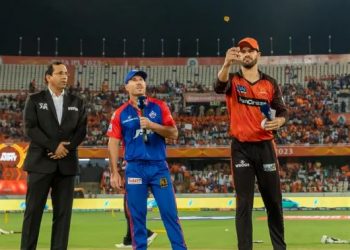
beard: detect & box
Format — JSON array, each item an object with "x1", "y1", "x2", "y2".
[{"x1": 242, "y1": 57, "x2": 258, "y2": 69}]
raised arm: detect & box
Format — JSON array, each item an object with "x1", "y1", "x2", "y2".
[{"x1": 215, "y1": 47, "x2": 242, "y2": 94}]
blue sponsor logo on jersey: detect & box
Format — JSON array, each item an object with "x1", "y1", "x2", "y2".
[{"x1": 236, "y1": 85, "x2": 247, "y2": 94}]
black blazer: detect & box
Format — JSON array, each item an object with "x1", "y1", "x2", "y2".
[{"x1": 23, "y1": 89, "x2": 87, "y2": 175}]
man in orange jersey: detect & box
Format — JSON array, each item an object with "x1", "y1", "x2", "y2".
[{"x1": 214, "y1": 37, "x2": 288, "y2": 250}]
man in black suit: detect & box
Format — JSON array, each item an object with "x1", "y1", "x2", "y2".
[{"x1": 21, "y1": 62, "x2": 87, "y2": 250}]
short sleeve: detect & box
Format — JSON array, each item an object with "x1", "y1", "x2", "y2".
[
  {"x1": 160, "y1": 102, "x2": 176, "y2": 127},
  {"x1": 106, "y1": 110, "x2": 122, "y2": 139}
]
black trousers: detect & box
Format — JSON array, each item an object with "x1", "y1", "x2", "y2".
[
  {"x1": 231, "y1": 138, "x2": 286, "y2": 250},
  {"x1": 21, "y1": 171, "x2": 75, "y2": 250}
]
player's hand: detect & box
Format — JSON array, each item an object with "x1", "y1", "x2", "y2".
[
  {"x1": 48, "y1": 152, "x2": 58, "y2": 159},
  {"x1": 140, "y1": 116, "x2": 152, "y2": 129},
  {"x1": 110, "y1": 171, "x2": 123, "y2": 190},
  {"x1": 224, "y1": 47, "x2": 242, "y2": 67},
  {"x1": 48, "y1": 151, "x2": 66, "y2": 159},
  {"x1": 51, "y1": 141, "x2": 70, "y2": 159},
  {"x1": 264, "y1": 117, "x2": 285, "y2": 131}
]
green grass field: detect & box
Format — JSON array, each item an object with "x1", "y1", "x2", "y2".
[{"x1": 0, "y1": 210, "x2": 349, "y2": 249}]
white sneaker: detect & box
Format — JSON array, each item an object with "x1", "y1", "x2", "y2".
[
  {"x1": 320, "y1": 235, "x2": 328, "y2": 244},
  {"x1": 321, "y1": 235, "x2": 350, "y2": 244},
  {"x1": 115, "y1": 243, "x2": 132, "y2": 248},
  {"x1": 115, "y1": 232, "x2": 158, "y2": 248},
  {"x1": 147, "y1": 232, "x2": 158, "y2": 246}
]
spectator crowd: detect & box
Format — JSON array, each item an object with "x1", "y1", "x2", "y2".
[
  {"x1": 0, "y1": 75, "x2": 349, "y2": 195},
  {"x1": 72, "y1": 159, "x2": 350, "y2": 195},
  {"x1": 1, "y1": 76, "x2": 349, "y2": 146}
]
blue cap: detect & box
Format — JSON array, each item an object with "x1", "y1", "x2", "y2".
[{"x1": 124, "y1": 70, "x2": 147, "y2": 84}]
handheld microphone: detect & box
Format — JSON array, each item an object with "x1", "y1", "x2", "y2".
[
  {"x1": 260, "y1": 103, "x2": 272, "y2": 121},
  {"x1": 137, "y1": 96, "x2": 148, "y2": 143}
]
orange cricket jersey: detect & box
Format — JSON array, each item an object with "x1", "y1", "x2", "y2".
[{"x1": 215, "y1": 71, "x2": 288, "y2": 142}]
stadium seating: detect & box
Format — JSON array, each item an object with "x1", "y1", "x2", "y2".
[{"x1": 1, "y1": 62, "x2": 350, "y2": 91}]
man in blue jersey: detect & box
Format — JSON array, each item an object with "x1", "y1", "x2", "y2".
[{"x1": 107, "y1": 69, "x2": 187, "y2": 250}]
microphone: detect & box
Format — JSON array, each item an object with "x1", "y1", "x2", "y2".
[
  {"x1": 260, "y1": 103, "x2": 272, "y2": 121},
  {"x1": 137, "y1": 96, "x2": 148, "y2": 143}
]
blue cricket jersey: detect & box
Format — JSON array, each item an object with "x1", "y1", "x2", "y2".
[{"x1": 107, "y1": 97, "x2": 175, "y2": 161}]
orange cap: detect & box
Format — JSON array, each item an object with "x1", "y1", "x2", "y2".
[{"x1": 238, "y1": 37, "x2": 259, "y2": 51}]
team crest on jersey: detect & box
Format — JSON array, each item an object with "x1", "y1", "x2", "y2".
[
  {"x1": 149, "y1": 110, "x2": 157, "y2": 119},
  {"x1": 160, "y1": 177, "x2": 168, "y2": 188},
  {"x1": 236, "y1": 85, "x2": 247, "y2": 94},
  {"x1": 128, "y1": 177, "x2": 142, "y2": 184}
]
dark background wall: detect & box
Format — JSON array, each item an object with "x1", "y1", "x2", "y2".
[{"x1": 1, "y1": 0, "x2": 350, "y2": 57}]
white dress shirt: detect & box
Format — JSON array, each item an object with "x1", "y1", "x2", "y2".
[{"x1": 48, "y1": 87, "x2": 64, "y2": 124}]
